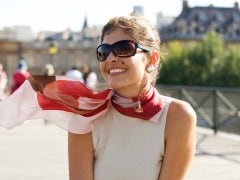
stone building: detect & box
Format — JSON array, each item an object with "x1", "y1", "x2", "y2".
[
  {"x1": 160, "y1": 1, "x2": 240, "y2": 45},
  {"x1": 22, "y1": 15, "x2": 102, "y2": 76},
  {"x1": 0, "y1": 41, "x2": 22, "y2": 79}
]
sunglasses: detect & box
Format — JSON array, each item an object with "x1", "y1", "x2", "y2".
[{"x1": 96, "y1": 40, "x2": 151, "y2": 61}]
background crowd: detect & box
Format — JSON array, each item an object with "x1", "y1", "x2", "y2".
[{"x1": 0, "y1": 59, "x2": 98, "y2": 100}]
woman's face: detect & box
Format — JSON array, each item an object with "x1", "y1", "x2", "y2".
[{"x1": 99, "y1": 28, "x2": 150, "y2": 98}]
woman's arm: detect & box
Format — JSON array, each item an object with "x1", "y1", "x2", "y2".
[
  {"x1": 158, "y1": 100, "x2": 197, "y2": 180},
  {"x1": 68, "y1": 132, "x2": 94, "y2": 180}
]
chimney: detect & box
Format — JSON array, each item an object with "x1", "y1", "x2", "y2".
[
  {"x1": 234, "y1": 2, "x2": 239, "y2": 9},
  {"x1": 182, "y1": 0, "x2": 189, "y2": 11}
]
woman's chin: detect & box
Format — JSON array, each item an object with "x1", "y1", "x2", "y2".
[{"x1": 108, "y1": 82, "x2": 123, "y2": 90}]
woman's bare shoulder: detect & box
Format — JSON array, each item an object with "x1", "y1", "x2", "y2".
[{"x1": 165, "y1": 99, "x2": 197, "y2": 138}]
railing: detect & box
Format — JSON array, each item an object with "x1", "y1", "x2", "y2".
[{"x1": 156, "y1": 85, "x2": 240, "y2": 134}]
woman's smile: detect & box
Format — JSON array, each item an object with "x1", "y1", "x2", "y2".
[{"x1": 108, "y1": 68, "x2": 127, "y2": 75}]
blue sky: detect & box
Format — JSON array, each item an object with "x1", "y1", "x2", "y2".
[{"x1": 0, "y1": 0, "x2": 239, "y2": 33}]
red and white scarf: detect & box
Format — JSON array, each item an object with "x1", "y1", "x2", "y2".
[{"x1": 0, "y1": 75, "x2": 164, "y2": 134}]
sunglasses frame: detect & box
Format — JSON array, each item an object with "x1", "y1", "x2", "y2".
[{"x1": 96, "y1": 40, "x2": 151, "y2": 61}]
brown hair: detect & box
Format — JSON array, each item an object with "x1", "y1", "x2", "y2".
[{"x1": 100, "y1": 13, "x2": 161, "y2": 84}]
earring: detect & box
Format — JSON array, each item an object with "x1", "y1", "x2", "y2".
[{"x1": 146, "y1": 65, "x2": 155, "y2": 73}]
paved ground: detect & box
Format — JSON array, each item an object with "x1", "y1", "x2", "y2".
[
  {"x1": 0, "y1": 119, "x2": 68, "y2": 180},
  {"x1": 187, "y1": 128, "x2": 240, "y2": 180},
  {"x1": 0, "y1": 119, "x2": 240, "y2": 180}
]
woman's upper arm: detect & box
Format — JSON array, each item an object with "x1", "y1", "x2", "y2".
[
  {"x1": 68, "y1": 132, "x2": 94, "y2": 180},
  {"x1": 158, "y1": 100, "x2": 197, "y2": 180}
]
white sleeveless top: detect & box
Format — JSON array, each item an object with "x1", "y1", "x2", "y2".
[{"x1": 92, "y1": 95, "x2": 173, "y2": 180}]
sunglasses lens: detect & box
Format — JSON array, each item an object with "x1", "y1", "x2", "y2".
[
  {"x1": 96, "y1": 40, "x2": 137, "y2": 61},
  {"x1": 112, "y1": 41, "x2": 136, "y2": 57},
  {"x1": 97, "y1": 44, "x2": 110, "y2": 61}
]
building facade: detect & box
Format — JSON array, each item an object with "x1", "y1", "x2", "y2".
[{"x1": 160, "y1": 1, "x2": 240, "y2": 45}]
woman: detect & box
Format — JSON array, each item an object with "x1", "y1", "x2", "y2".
[{"x1": 68, "y1": 14, "x2": 196, "y2": 180}]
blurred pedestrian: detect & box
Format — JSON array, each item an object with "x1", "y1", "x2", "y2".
[
  {"x1": 80, "y1": 64, "x2": 89, "y2": 81},
  {"x1": 85, "y1": 68, "x2": 98, "y2": 92},
  {"x1": 0, "y1": 63, "x2": 8, "y2": 100},
  {"x1": 43, "y1": 64, "x2": 55, "y2": 76},
  {"x1": 80, "y1": 64, "x2": 98, "y2": 92},
  {"x1": 65, "y1": 66, "x2": 84, "y2": 83},
  {"x1": 10, "y1": 59, "x2": 30, "y2": 94}
]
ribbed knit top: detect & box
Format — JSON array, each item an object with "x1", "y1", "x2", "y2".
[{"x1": 92, "y1": 95, "x2": 173, "y2": 180}]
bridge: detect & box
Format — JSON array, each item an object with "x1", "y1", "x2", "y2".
[{"x1": 0, "y1": 118, "x2": 239, "y2": 179}]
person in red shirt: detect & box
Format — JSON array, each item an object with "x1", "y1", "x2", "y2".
[{"x1": 10, "y1": 59, "x2": 30, "y2": 94}]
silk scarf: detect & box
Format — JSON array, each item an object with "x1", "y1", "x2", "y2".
[{"x1": 0, "y1": 75, "x2": 164, "y2": 134}]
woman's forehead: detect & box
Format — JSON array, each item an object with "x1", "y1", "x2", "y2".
[{"x1": 102, "y1": 28, "x2": 133, "y2": 44}]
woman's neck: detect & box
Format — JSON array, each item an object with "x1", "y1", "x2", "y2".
[{"x1": 113, "y1": 83, "x2": 151, "y2": 99}]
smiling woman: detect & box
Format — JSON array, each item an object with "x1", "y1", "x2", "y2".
[
  {"x1": 68, "y1": 13, "x2": 197, "y2": 180},
  {"x1": 0, "y1": 13, "x2": 196, "y2": 180}
]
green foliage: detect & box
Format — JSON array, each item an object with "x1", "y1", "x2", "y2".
[
  {"x1": 158, "y1": 31, "x2": 240, "y2": 87},
  {"x1": 201, "y1": 31, "x2": 224, "y2": 61},
  {"x1": 214, "y1": 47, "x2": 240, "y2": 86}
]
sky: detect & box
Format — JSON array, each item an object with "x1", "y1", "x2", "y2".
[{"x1": 0, "y1": 0, "x2": 239, "y2": 34}]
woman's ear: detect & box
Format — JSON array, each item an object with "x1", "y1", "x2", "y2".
[
  {"x1": 145, "y1": 51, "x2": 160, "y2": 73},
  {"x1": 149, "y1": 51, "x2": 160, "y2": 66}
]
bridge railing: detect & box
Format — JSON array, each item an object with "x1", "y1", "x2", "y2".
[{"x1": 156, "y1": 85, "x2": 240, "y2": 134}]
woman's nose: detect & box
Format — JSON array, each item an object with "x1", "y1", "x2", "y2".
[{"x1": 106, "y1": 51, "x2": 118, "y2": 62}]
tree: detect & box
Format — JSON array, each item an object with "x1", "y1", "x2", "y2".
[
  {"x1": 188, "y1": 31, "x2": 224, "y2": 85},
  {"x1": 158, "y1": 41, "x2": 187, "y2": 84},
  {"x1": 158, "y1": 31, "x2": 240, "y2": 87},
  {"x1": 215, "y1": 47, "x2": 240, "y2": 86}
]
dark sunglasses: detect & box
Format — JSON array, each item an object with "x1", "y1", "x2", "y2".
[{"x1": 96, "y1": 40, "x2": 151, "y2": 61}]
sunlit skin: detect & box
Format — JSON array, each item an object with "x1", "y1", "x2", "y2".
[{"x1": 99, "y1": 28, "x2": 151, "y2": 98}]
